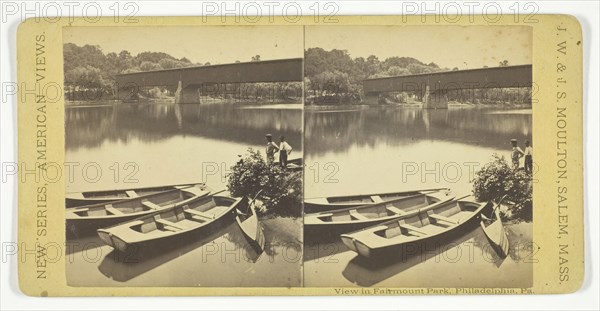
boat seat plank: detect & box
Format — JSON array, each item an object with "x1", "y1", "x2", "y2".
[
  {"x1": 429, "y1": 213, "x2": 460, "y2": 225},
  {"x1": 370, "y1": 195, "x2": 384, "y2": 203},
  {"x1": 126, "y1": 190, "x2": 138, "y2": 198},
  {"x1": 142, "y1": 200, "x2": 162, "y2": 210},
  {"x1": 386, "y1": 205, "x2": 405, "y2": 215},
  {"x1": 184, "y1": 208, "x2": 215, "y2": 219},
  {"x1": 399, "y1": 223, "x2": 426, "y2": 236},
  {"x1": 349, "y1": 210, "x2": 368, "y2": 220},
  {"x1": 182, "y1": 188, "x2": 209, "y2": 197},
  {"x1": 155, "y1": 218, "x2": 186, "y2": 230},
  {"x1": 72, "y1": 207, "x2": 89, "y2": 213},
  {"x1": 128, "y1": 220, "x2": 145, "y2": 227},
  {"x1": 316, "y1": 213, "x2": 333, "y2": 218},
  {"x1": 105, "y1": 205, "x2": 124, "y2": 215}
]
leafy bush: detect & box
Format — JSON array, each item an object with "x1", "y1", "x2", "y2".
[
  {"x1": 227, "y1": 148, "x2": 302, "y2": 218},
  {"x1": 472, "y1": 154, "x2": 532, "y2": 222}
]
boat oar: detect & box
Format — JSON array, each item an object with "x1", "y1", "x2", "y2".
[
  {"x1": 247, "y1": 189, "x2": 264, "y2": 214},
  {"x1": 480, "y1": 195, "x2": 510, "y2": 258},
  {"x1": 482, "y1": 195, "x2": 507, "y2": 222},
  {"x1": 417, "y1": 194, "x2": 470, "y2": 214}
]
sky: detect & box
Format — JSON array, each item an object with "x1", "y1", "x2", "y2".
[
  {"x1": 63, "y1": 26, "x2": 303, "y2": 64},
  {"x1": 306, "y1": 25, "x2": 532, "y2": 69},
  {"x1": 64, "y1": 25, "x2": 531, "y2": 70}
]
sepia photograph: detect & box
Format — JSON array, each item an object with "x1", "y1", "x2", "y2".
[
  {"x1": 63, "y1": 26, "x2": 303, "y2": 287},
  {"x1": 302, "y1": 25, "x2": 534, "y2": 288}
]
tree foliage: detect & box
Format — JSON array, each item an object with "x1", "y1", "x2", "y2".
[
  {"x1": 304, "y1": 48, "x2": 529, "y2": 106},
  {"x1": 472, "y1": 154, "x2": 533, "y2": 221},
  {"x1": 227, "y1": 149, "x2": 301, "y2": 218},
  {"x1": 63, "y1": 43, "x2": 195, "y2": 100},
  {"x1": 304, "y1": 48, "x2": 444, "y2": 104}
]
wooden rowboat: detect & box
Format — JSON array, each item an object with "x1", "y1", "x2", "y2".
[
  {"x1": 286, "y1": 158, "x2": 303, "y2": 172},
  {"x1": 66, "y1": 182, "x2": 207, "y2": 207},
  {"x1": 480, "y1": 199, "x2": 510, "y2": 258},
  {"x1": 235, "y1": 198, "x2": 266, "y2": 252},
  {"x1": 305, "y1": 191, "x2": 455, "y2": 235},
  {"x1": 304, "y1": 188, "x2": 450, "y2": 213},
  {"x1": 97, "y1": 194, "x2": 243, "y2": 253},
  {"x1": 341, "y1": 197, "x2": 489, "y2": 258},
  {"x1": 66, "y1": 184, "x2": 211, "y2": 237}
]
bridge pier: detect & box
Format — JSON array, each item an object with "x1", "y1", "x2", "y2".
[
  {"x1": 175, "y1": 81, "x2": 202, "y2": 104},
  {"x1": 423, "y1": 86, "x2": 448, "y2": 109}
]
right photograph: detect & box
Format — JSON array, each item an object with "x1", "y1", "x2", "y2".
[{"x1": 303, "y1": 25, "x2": 534, "y2": 288}]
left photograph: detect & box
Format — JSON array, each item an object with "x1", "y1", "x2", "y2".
[{"x1": 63, "y1": 26, "x2": 303, "y2": 287}]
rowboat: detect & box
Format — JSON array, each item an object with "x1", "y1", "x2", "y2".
[
  {"x1": 480, "y1": 199, "x2": 510, "y2": 258},
  {"x1": 341, "y1": 197, "x2": 489, "y2": 258},
  {"x1": 286, "y1": 158, "x2": 303, "y2": 172},
  {"x1": 304, "y1": 188, "x2": 450, "y2": 213},
  {"x1": 66, "y1": 184, "x2": 211, "y2": 237},
  {"x1": 65, "y1": 182, "x2": 207, "y2": 207},
  {"x1": 235, "y1": 198, "x2": 266, "y2": 252},
  {"x1": 305, "y1": 191, "x2": 455, "y2": 235},
  {"x1": 97, "y1": 194, "x2": 243, "y2": 253}
]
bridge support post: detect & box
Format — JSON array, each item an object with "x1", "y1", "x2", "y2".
[
  {"x1": 174, "y1": 81, "x2": 183, "y2": 104},
  {"x1": 175, "y1": 81, "x2": 200, "y2": 104},
  {"x1": 423, "y1": 85, "x2": 448, "y2": 109}
]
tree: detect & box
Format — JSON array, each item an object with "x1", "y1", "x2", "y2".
[
  {"x1": 499, "y1": 60, "x2": 509, "y2": 67},
  {"x1": 472, "y1": 154, "x2": 532, "y2": 221},
  {"x1": 227, "y1": 149, "x2": 301, "y2": 217},
  {"x1": 139, "y1": 61, "x2": 162, "y2": 71},
  {"x1": 251, "y1": 55, "x2": 261, "y2": 61},
  {"x1": 407, "y1": 63, "x2": 436, "y2": 74},
  {"x1": 386, "y1": 66, "x2": 410, "y2": 76},
  {"x1": 159, "y1": 58, "x2": 186, "y2": 69}
]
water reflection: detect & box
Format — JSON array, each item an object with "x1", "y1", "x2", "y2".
[
  {"x1": 66, "y1": 102, "x2": 302, "y2": 152},
  {"x1": 303, "y1": 106, "x2": 533, "y2": 287},
  {"x1": 304, "y1": 222, "x2": 531, "y2": 288},
  {"x1": 65, "y1": 102, "x2": 303, "y2": 287},
  {"x1": 67, "y1": 218, "x2": 301, "y2": 287},
  {"x1": 98, "y1": 223, "x2": 261, "y2": 283},
  {"x1": 305, "y1": 107, "x2": 532, "y2": 157}
]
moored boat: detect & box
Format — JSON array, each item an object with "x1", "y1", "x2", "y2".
[
  {"x1": 97, "y1": 194, "x2": 243, "y2": 253},
  {"x1": 65, "y1": 182, "x2": 208, "y2": 207},
  {"x1": 304, "y1": 191, "x2": 455, "y2": 235},
  {"x1": 341, "y1": 197, "x2": 489, "y2": 258},
  {"x1": 235, "y1": 198, "x2": 265, "y2": 252},
  {"x1": 480, "y1": 198, "x2": 510, "y2": 258},
  {"x1": 66, "y1": 184, "x2": 211, "y2": 237},
  {"x1": 304, "y1": 188, "x2": 450, "y2": 213},
  {"x1": 286, "y1": 158, "x2": 303, "y2": 172}
]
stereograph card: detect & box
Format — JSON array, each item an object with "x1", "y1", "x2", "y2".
[{"x1": 16, "y1": 15, "x2": 583, "y2": 296}]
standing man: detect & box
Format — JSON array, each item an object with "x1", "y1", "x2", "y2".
[
  {"x1": 524, "y1": 140, "x2": 533, "y2": 173},
  {"x1": 265, "y1": 134, "x2": 279, "y2": 164},
  {"x1": 279, "y1": 135, "x2": 293, "y2": 168},
  {"x1": 510, "y1": 139, "x2": 524, "y2": 169}
]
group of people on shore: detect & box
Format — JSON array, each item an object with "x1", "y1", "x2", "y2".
[
  {"x1": 265, "y1": 134, "x2": 293, "y2": 168},
  {"x1": 511, "y1": 138, "x2": 533, "y2": 173}
]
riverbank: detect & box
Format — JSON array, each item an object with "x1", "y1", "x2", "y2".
[
  {"x1": 65, "y1": 98, "x2": 302, "y2": 106},
  {"x1": 67, "y1": 216, "x2": 302, "y2": 287},
  {"x1": 304, "y1": 221, "x2": 533, "y2": 287}
]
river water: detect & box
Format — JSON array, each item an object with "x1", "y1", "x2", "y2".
[
  {"x1": 66, "y1": 102, "x2": 534, "y2": 287},
  {"x1": 303, "y1": 105, "x2": 533, "y2": 287},
  {"x1": 65, "y1": 101, "x2": 302, "y2": 287}
]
